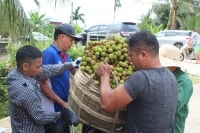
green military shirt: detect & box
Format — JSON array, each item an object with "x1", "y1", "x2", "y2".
[{"x1": 173, "y1": 68, "x2": 193, "y2": 133}]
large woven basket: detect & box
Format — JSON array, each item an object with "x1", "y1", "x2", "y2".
[{"x1": 68, "y1": 69, "x2": 126, "y2": 133}]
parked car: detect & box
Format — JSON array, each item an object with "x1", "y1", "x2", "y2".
[
  {"x1": 155, "y1": 30, "x2": 192, "y2": 49},
  {"x1": 26, "y1": 32, "x2": 51, "y2": 42},
  {"x1": 76, "y1": 21, "x2": 139, "y2": 45},
  {"x1": 32, "y1": 32, "x2": 51, "y2": 42}
]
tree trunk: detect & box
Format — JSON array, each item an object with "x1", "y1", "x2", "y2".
[
  {"x1": 167, "y1": 0, "x2": 178, "y2": 30},
  {"x1": 167, "y1": 7, "x2": 173, "y2": 29},
  {"x1": 171, "y1": 5, "x2": 178, "y2": 29}
]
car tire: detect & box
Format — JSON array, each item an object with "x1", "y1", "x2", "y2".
[
  {"x1": 174, "y1": 43, "x2": 183, "y2": 49},
  {"x1": 180, "y1": 53, "x2": 184, "y2": 61}
]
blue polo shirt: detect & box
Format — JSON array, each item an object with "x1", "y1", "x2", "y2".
[{"x1": 42, "y1": 44, "x2": 72, "y2": 112}]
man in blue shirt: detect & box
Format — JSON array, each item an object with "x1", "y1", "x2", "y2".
[{"x1": 39, "y1": 23, "x2": 82, "y2": 132}]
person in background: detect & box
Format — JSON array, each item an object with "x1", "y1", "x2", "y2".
[
  {"x1": 6, "y1": 45, "x2": 80, "y2": 133},
  {"x1": 38, "y1": 23, "x2": 82, "y2": 132},
  {"x1": 190, "y1": 30, "x2": 200, "y2": 63},
  {"x1": 181, "y1": 37, "x2": 194, "y2": 59},
  {"x1": 95, "y1": 31, "x2": 178, "y2": 133},
  {"x1": 159, "y1": 45, "x2": 193, "y2": 133}
]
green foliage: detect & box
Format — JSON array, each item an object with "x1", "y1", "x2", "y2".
[
  {"x1": 67, "y1": 44, "x2": 84, "y2": 61},
  {"x1": 0, "y1": 100, "x2": 9, "y2": 119},
  {"x1": 0, "y1": 62, "x2": 9, "y2": 119},
  {"x1": 28, "y1": 11, "x2": 56, "y2": 40},
  {"x1": 5, "y1": 42, "x2": 28, "y2": 69},
  {"x1": 34, "y1": 41, "x2": 51, "y2": 51},
  {"x1": 73, "y1": 23, "x2": 84, "y2": 34},
  {"x1": 0, "y1": 61, "x2": 8, "y2": 77},
  {"x1": 150, "y1": 3, "x2": 170, "y2": 28},
  {"x1": 0, "y1": 0, "x2": 31, "y2": 41},
  {"x1": 141, "y1": 1, "x2": 200, "y2": 30},
  {"x1": 138, "y1": 19, "x2": 164, "y2": 34},
  {"x1": 146, "y1": 23, "x2": 164, "y2": 34},
  {"x1": 0, "y1": 77, "x2": 7, "y2": 102},
  {"x1": 5, "y1": 41, "x2": 51, "y2": 70}
]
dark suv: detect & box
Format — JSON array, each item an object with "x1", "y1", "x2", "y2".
[{"x1": 76, "y1": 22, "x2": 139, "y2": 45}]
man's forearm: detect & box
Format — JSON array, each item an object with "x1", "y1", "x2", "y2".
[
  {"x1": 39, "y1": 79, "x2": 68, "y2": 107},
  {"x1": 36, "y1": 63, "x2": 73, "y2": 80},
  {"x1": 100, "y1": 75, "x2": 112, "y2": 107}
]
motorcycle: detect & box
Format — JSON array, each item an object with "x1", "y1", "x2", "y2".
[
  {"x1": 61, "y1": 107, "x2": 79, "y2": 133},
  {"x1": 180, "y1": 38, "x2": 195, "y2": 61},
  {"x1": 180, "y1": 47, "x2": 195, "y2": 61},
  {"x1": 45, "y1": 108, "x2": 79, "y2": 133}
]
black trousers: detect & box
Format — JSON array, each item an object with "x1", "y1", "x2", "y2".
[{"x1": 45, "y1": 122, "x2": 70, "y2": 133}]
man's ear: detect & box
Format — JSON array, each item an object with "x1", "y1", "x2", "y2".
[
  {"x1": 22, "y1": 63, "x2": 29, "y2": 71},
  {"x1": 140, "y1": 50, "x2": 147, "y2": 58}
]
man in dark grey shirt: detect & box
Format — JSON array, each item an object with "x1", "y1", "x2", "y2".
[
  {"x1": 124, "y1": 68, "x2": 177, "y2": 132},
  {"x1": 6, "y1": 45, "x2": 79, "y2": 133},
  {"x1": 95, "y1": 31, "x2": 178, "y2": 133}
]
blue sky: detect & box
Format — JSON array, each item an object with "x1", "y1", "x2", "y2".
[{"x1": 20, "y1": 0, "x2": 158, "y2": 27}]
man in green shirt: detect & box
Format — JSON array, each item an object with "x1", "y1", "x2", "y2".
[{"x1": 159, "y1": 45, "x2": 193, "y2": 133}]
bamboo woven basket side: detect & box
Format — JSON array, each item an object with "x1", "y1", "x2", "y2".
[{"x1": 68, "y1": 69, "x2": 126, "y2": 133}]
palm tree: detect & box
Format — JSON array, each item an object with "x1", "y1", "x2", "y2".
[
  {"x1": 166, "y1": 0, "x2": 181, "y2": 29},
  {"x1": 29, "y1": 11, "x2": 48, "y2": 32},
  {"x1": 114, "y1": 0, "x2": 121, "y2": 21},
  {"x1": 72, "y1": 6, "x2": 85, "y2": 25},
  {"x1": 0, "y1": 0, "x2": 68, "y2": 41},
  {"x1": 0, "y1": 0, "x2": 34, "y2": 40}
]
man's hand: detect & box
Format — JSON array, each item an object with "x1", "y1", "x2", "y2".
[
  {"x1": 95, "y1": 60, "x2": 111, "y2": 77},
  {"x1": 72, "y1": 57, "x2": 82, "y2": 68},
  {"x1": 62, "y1": 102, "x2": 69, "y2": 108}
]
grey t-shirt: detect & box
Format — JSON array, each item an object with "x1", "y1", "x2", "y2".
[{"x1": 124, "y1": 67, "x2": 178, "y2": 133}]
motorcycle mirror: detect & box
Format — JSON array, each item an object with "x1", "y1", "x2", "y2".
[{"x1": 61, "y1": 107, "x2": 79, "y2": 126}]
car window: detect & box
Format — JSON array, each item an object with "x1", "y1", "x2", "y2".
[
  {"x1": 179, "y1": 32, "x2": 191, "y2": 36},
  {"x1": 99, "y1": 25, "x2": 108, "y2": 31},
  {"x1": 155, "y1": 32, "x2": 166, "y2": 37},
  {"x1": 165, "y1": 32, "x2": 177, "y2": 36},
  {"x1": 109, "y1": 23, "x2": 121, "y2": 33},
  {"x1": 88, "y1": 26, "x2": 99, "y2": 32},
  {"x1": 121, "y1": 24, "x2": 138, "y2": 31}
]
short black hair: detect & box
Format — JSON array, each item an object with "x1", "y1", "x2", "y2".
[
  {"x1": 54, "y1": 29, "x2": 65, "y2": 40},
  {"x1": 126, "y1": 30, "x2": 159, "y2": 56},
  {"x1": 16, "y1": 45, "x2": 42, "y2": 68}
]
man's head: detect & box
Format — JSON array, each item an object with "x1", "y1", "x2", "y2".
[
  {"x1": 16, "y1": 45, "x2": 42, "y2": 78},
  {"x1": 54, "y1": 23, "x2": 82, "y2": 52},
  {"x1": 126, "y1": 30, "x2": 160, "y2": 70},
  {"x1": 159, "y1": 45, "x2": 181, "y2": 72}
]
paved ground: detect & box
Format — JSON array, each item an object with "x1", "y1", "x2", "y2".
[
  {"x1": 185, "y1": 83, "x2": 200, "y2": 133},
  {"x1": 0, "y1": 58, "x2": 200, "y2": 133}
]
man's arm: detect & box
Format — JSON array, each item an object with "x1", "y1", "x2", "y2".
[
  {"x1": 99, "y1": 76, "x2": 132, "y2": 112},
  {"x1": 176, "y1": 75, "x2": 193, "y2": 111},
  {"x1": 39, "y1": 79, "x2": 68, "y2": 107},
  {"x1": 36, "y1": 63, "x2": 73, "y2": 80},
  {"x1": 17, "y1": 84, "x2": 60, "y2": 125}
]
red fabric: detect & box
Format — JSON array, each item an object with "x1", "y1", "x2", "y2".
[{"x1": 60, "y1": 52, "x2": 66, "y2": 62}]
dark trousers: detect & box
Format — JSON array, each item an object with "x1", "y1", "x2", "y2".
[
  {"x1": 45, "y1": 122, "x2": 70, "y2": 133},
  {"x1": 82, "y1": 124, "x2": 106, "y2": 133}
]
